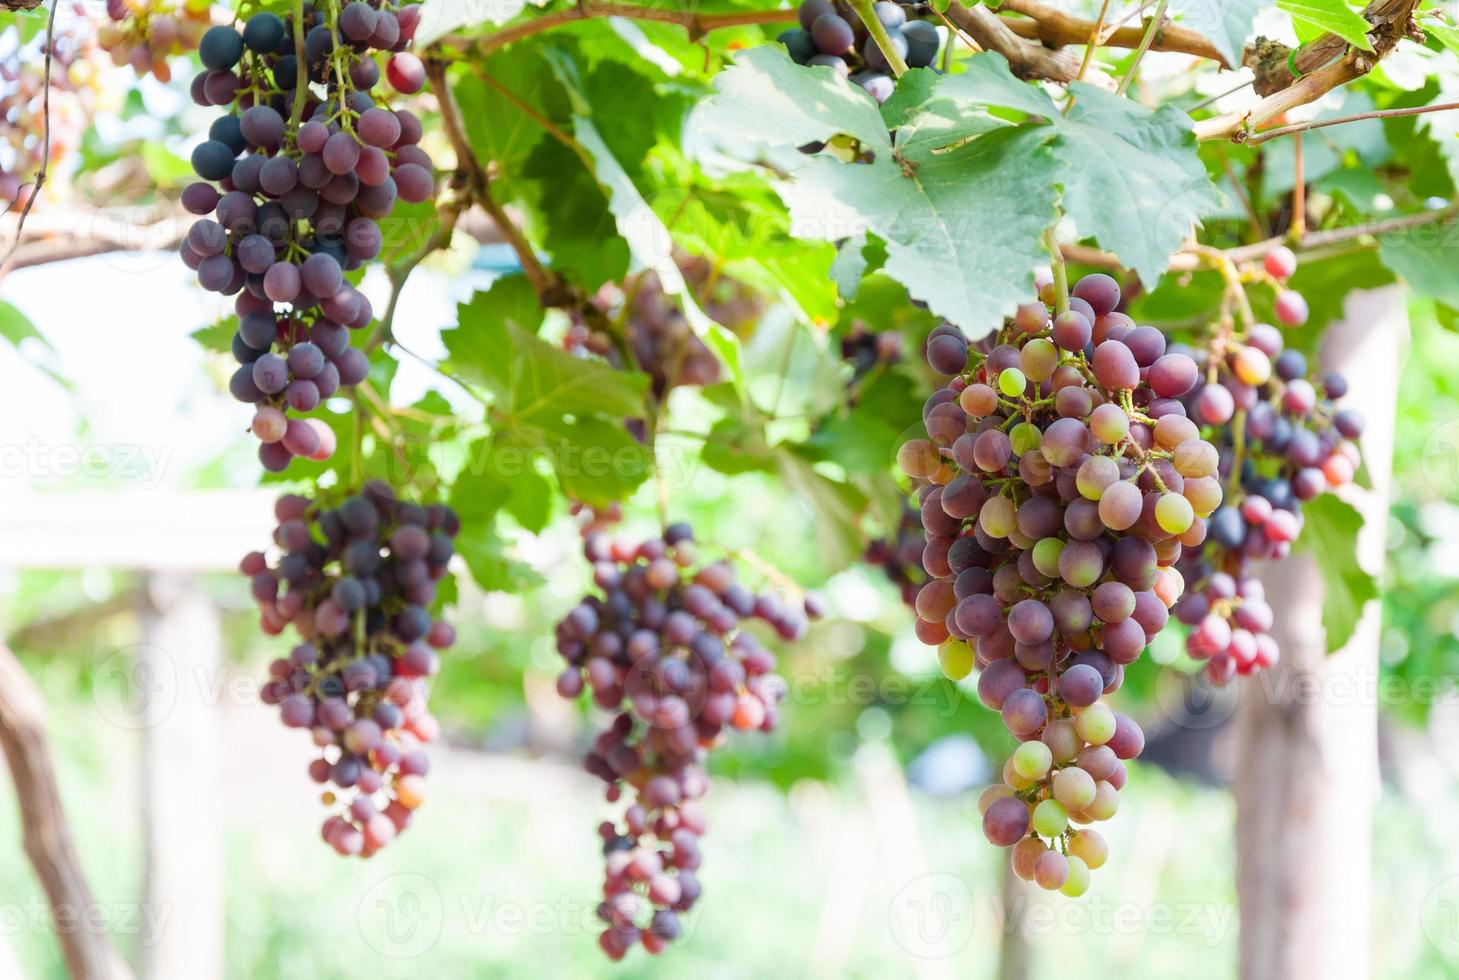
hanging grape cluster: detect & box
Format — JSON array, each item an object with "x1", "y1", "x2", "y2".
[
  {"x1": 1174, "y1": 247, "x2": 1365, "y2": 682},
  {"x1": 178, "y1": 1, "x2": 433, "y2": 471},
  {"x1": 1, "y1": 5, "x2": 102, "y2": 210},
  {"x1": 552, "y1": 517, "x2": 821, "y2": 959},
  {"x1": 898, "y1": 272, "x2": 1220, "y2": 894},
  {"x1": 243, "y1": 482, "x2": 458, "y2": 857},
  {"x1": 97, "y1": 0, "x2": 213, "y2": 81},
  {"x1": 863, "y1": 502, "x2": 925, "y2": 609},
  {"x1": 841, "y1": 319, "x2": 904, "y2": 384},
  {"x1": 778, "y1": 0, "x2": 941, "y2": 103}
]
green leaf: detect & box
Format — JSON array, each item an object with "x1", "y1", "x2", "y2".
[
  {"x1": 1170, "y1": 0, "x2": 1261, "y2": 67},
  {"x1": 775, "y1": 449, "x2": 867, "y2": 573},
  {"x1": 545, "y1": 48, "x2": 749, "y2": 390},
  {"x1": 1377, "y1": 216, "x2": 1459, "y2": 308},
  {"x1": 520, "y1": 137, "x2": 630, "y2": 291},
  {"x1": 191, "y1": 316, "x2": 237, "y2": 354},
  {"x1": 1294, "y1": 494, "x2": 1379, "y2": 652},
  {"x1": 444, "y1": 277, "x2": 648, "y2": 420},
  {"x1": 379, "y1": 199, "x2": 443, "y2": 270},
  {"x1": 1276, "y1": 0, "x2": 1374, "y2": 51},
  {"x1": 1429, "y1": 22, "x2": 1459, "y2": 58},
  {"x1": 0, "y1": 300, "x2": 53, "y2": 351},
  {"x1": 448, "y1": 49, "x2": 569, "y2": 193},
  {"x1": 1057, "y1": 84, "x2": 1223, "y2": 285}
]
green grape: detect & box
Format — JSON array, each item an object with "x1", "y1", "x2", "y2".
[
  {"x1": 1032, "y1": 798, "x2": 1069, "y2": 837},
  {"x1": 938, "y1": 638, "x2": 974, "y2": 680},
  {"x1": 1155, "y1": 492, "x2": 1195, "y2": 534},
  {"x1": 1085, "y1": 781, "x2": 1119, "y2": 820},
  {"x1": 1074, "y1": 703, "x2": 1115, "y2": 744},
  {"x1": 1012, "y1": 740, "x2": 1053, "y2": 780},
  {"x1": 1010, "y1": 422, "x2": 1042, "y2": 455},
  {"x1": 998, "y1": 367, "x2": 1027, "y2": 398},
  {"x1": 1060, "y1": 855, "x2": 1091, "y2": 896},
  {"x1": 1032, "y1": 537, "x2": 1065, "y2": 578}
]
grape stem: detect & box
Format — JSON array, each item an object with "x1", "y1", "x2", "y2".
[
  {"x1": 287, "y1": 0, "x2": 309, "y2": 130},
  {"x1": 1044, "y1": 227, "x2": 1069, "y2": 315},
  {"x1": 847, "y1": 0, "x2": 910, "y2": 77},
  {"x1": 1114, "y1": 0, "x2": 1167, "y2": 97}
]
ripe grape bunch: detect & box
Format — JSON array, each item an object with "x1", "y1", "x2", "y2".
[
  {"x1": 97, "y1": 0, "x2": 213, "y2": 81},
  {"x1": 241, "y1": 482, "x2": 459, "y2": 857},
  {"x1": 552, "y1": 519, "x2": 822, "y2": 958},
  {"x1": 841, "y1": 319, "x2": 904, "y2": 383},
  {"x1": 1174, "y1": 247, "x2": 1366, "y2": 682},
  {"x1": 178, "y1": 1, "x2": 433, "y2": 471},
  {"x1": 778, "y1": 0, "x2": 941, "y2": 103},
  {"x1": 897, "y1": 272, "x2": 1221, "y2": 895}
]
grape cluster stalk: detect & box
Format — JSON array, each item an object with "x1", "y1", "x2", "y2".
[
  {"x1": 778, "y1": 0, "x2": 942, "y2": 103},
  {"x1": 1174, "y1": 247, "x2": 1366, "y2": 682},
  {"x1": 98, "y1": 0, "x2": 213, "y2": 81},
  {"x1": 552, "y1": 517, "x2": 822, "y2": 958},
  {"x1": 242, "y1": 481, "x2": 458, "y2": 857},
  {"x1": 898, "y1": 272, "x2": 1219, "y2": 894},
  {"x1": 178, "y1": 1, "x2": 433, "y2": 471}
]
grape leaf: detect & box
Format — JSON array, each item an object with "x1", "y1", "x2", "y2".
[
  {"x1": 1294, "y1": 494, "x2": 1378, "y2": 652},
  {"x1": 0, "y1": 300, "x2": 53, "y2": 351},
  {"x1": 1276, "y1": 0, "x2": 1375, "y2": 51},
  {"x1": 448, "y1": 48, "x2": 569, "y2": 194},
  {"x1": 520, "y1": 137, "x2": 630, "y2": 291},
  {"x1": 544, "y1": 48, "x2": 748, "y2": 390},
  {"x1": 1055, "y1": 84, "x2": 1224, "y2": 286},
  {"x1": 1376, "y1": 216, "x2": 1459, "y2": 308},
  {"x1": 444, "y1": 277, "x2": 648, "y2": 420},
  {"x1": 1170, "y1": 0, "x2": 1261, "y2": 67}
]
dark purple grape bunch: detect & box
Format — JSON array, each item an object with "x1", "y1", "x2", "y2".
[
  {"x1": 1173, "y1": 253, "x2": 1364, "y2": 682},
  {"x1": 563, "y1": 269, "x2": 731, "y2": 399},
  {"x1": 778, "y1": 0, "x2": 941, "y2": 104},
  {"x1": 896, "y1": 272, "x2": 1220, "y2": 894},
  {"x1": 863, "y1": 501, "x2": 925, "y2": 609},
  {"x1": 552, "y1": 518, "x2": 822, "y2": 959},
  {"x1": 841, "y1": 320, "x2": 904, "y2": 383},
  {"x1": 179, "y1": 2, "x2": 433, "y2": 472},
  {"x1": 241, "y1": 481, "x2": 459, "y2": 858}
]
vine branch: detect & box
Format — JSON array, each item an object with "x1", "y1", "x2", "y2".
[
  {"x1": 1245, "y1": 99, "x2": 1459, "y2": 145},
  {"x1": 998, "y1": 0, "x2": 1226, "y2": 67}
]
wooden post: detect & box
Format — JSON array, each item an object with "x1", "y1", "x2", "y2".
[
  {"x1": 0, "y1": 642, "x2": 135, "y2": 980},
  {"x1": 1234, "y1": 286, "x2": 1405, "y2": 979},
  {"x1": 137, "y1": 575, "x2": 225, "y2": 980}
]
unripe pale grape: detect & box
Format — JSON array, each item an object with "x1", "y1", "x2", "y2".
[{"x1": 1074, "y1": 703, "x2": 1115, "y2": 744}]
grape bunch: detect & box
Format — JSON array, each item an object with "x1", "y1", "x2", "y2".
[
  {"x1": 563, "y1": 266, "x2": 753, "y2": 398},
  {"x1": 896, "y1": 271, "x2": 1220, "y2": 893},
  {"x1": 552, "y1": 519, "x2": 821, "y2": 958},
  {"x1": 778, "y1": 0, "x2": 941, "y2": 103},
  {"x1": 1173, "y1": 249, "x2": 1365, "y2": 682},
  {"x1": 863, "y1": 502, "x2": 925, "y2": 609},
  {"x1": 97, "y1": 0, "x2": 213, "y2": 81},
  {"x1": 177, "y1": 2, "x2": 433, "y2": 471},
  {"x1": 840, "y1": 320, "x2": 904, "y2": 383},
  {"x1": 242, "y1": 482, "x2": 459, "y2": 857},
  {"x1": 1, "y1": 6, "x2": 102, "y2": 210}
]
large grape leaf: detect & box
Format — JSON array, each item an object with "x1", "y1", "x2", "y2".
[
  {"x1": 520, "y1": 137, "x2": 630, "y2": 291},
  {"x1": 699, "y1": 49, "x2": 1217, "y2": 331},
  {"x1": 1170, "y1": 0, "x2": 1261, "y2": 67},
  {"x1": 448, "y1": 47, "x2": 571, "y2": 195},
  {"x1": 1055, "y1": 84, "x2": 1223, "y2": 286},
  {"x1": 1294, "y1": 494, "x2": 1379, "y2": 653}
]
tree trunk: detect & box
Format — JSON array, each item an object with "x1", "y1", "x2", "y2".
[
  {"x1": 1234, "y1": 285, "x2": 1405, "y2": 979},
  {"x1": 139, "y1": 575, "x2": 225, "y2": 980},
  {"x1": 0, "y1": 642, "x2": 135, "y2": 980}
]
